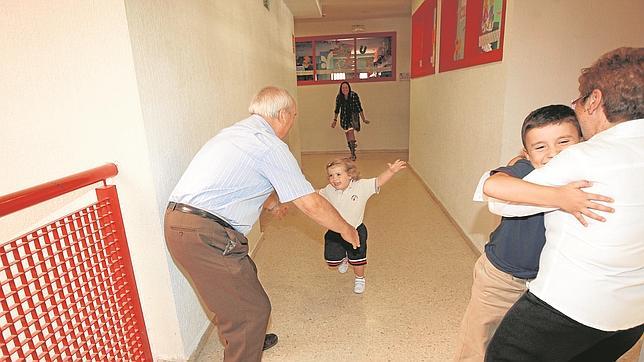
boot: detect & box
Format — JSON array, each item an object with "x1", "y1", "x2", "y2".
[{"x1": 348, "y1": 141, "x2": 357, "y2": 160}]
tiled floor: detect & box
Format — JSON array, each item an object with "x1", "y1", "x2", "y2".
[{"x1": 194, "y1": 152, "x2": 642, "y2": 361}]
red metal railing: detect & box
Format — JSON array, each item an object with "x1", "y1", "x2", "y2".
[{"x1": 0, "y1": 164, "x2": 152, "y2": 361}]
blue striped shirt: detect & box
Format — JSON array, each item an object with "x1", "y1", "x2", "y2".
[{"x1": 169, "y1": 114, "x2": 314, "y2": 235}]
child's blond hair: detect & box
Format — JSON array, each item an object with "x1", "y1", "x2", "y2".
[{"x1": 325, "y1": 157, "x2": 360, "y2": 180}]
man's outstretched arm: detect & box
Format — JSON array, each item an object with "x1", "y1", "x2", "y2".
[{"x1": 292, "y1": 192, "x2": 360, "y2": 248}]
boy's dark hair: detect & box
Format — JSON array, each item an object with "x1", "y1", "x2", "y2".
[{"x1": 521, "y1": 105, "x2": 581, "y2": 147}]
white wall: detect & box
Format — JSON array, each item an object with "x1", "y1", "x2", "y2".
[
  {"x1": 0, "y1": 1, "x2": 185, "y2": 358},
  {"x1": 409, "y1": 0, "x2": 505, "y2": 249},
  {"x1": 409, "y1": 0, "x2": 644, "y2": 250},
  {"x1": 2, "y1": 0, "x2": 297, "y2": 360},
  {"x1": 499, "y1": 1, "x2": 644, "y2": 162},
  {"x1": 295, "y1": 17, "x2": 411, "y2": 152}
]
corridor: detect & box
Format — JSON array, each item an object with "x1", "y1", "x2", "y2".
[
  {"x1": 194, "y1": 152, "x2": 643, "y2": 361},
  {"x1": 4, "y1": 1, "x2": 643, "y2": 360},
  {"x1": 196, "y1": 152, "x2": 477, "y2": 361}
]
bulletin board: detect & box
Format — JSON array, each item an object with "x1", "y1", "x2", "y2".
[
  {"x1": 411, "y1": 0, "x2": 438, "y2": 78},
  {"x1": 439, "y1": 0, "x2": 506, "y2": 73}
]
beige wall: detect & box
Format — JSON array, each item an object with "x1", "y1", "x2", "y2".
[
  {"x1": 409, "y1": 0, "x2": 644, "y2": 250},
  {"x1": 295, "y1": 17, "x2": 411, "y2": 152},
  {"x1": 2, "y1": 0, "x2": 297, "y2": 360}
]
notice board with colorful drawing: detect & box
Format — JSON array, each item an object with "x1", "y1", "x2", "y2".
[{"x1": 439, "y1": 0, "x2": 506, "y2": 73}]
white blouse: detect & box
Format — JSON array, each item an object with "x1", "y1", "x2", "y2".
[{"x1": 478, "y1": 119, "x2": 644, "y2": 331}]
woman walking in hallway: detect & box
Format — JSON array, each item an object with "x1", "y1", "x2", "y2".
[{"x1": 332, "y1": 81, "x2": 369, "y2": 160}]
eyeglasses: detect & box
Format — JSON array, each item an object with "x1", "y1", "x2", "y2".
[{"x1": 571, "y1": 92, "x2": 591, "y2": 108}]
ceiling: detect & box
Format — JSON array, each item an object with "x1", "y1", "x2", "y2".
[{"x1": 283, "y1": 0, "x2": 412, "y2": 22}]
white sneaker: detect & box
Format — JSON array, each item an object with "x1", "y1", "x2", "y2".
[
  {"x1": 338, "y1": 257, "x2": 349, "y2": 274},
  {"x1": 354, "y1": 277, "x2": 366, "y2": 294}
]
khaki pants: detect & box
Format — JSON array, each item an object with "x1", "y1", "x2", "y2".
[
  {"x1": 164, "y1": 209, "x2": 271, "y2": 362},
  {"x1": 454, "y1": 254, "x2": 528, "y2": 361}
]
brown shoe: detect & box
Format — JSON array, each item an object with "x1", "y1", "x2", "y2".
[{"x1": 263, "y1": 333, "x2": 278, "y2": 351}]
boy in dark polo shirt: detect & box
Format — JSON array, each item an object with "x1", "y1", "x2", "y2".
[{"x1": 454, "y1": 105, "x2": 583, "y2": 361}]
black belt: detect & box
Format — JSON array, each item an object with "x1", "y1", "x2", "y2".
[{"x1": 167, "y1": 202, "x2": 234, "y2": 230}]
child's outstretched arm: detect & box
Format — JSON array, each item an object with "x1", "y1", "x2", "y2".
[
  {"x1": 483, "y1": 173, "x2": 614, "y2": 226},
  {"x1": 376, "y1": 159, "x2": 407, "y2": 188}
]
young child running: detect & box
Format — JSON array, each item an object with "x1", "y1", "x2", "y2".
[
  {"x1": 319, "y1": 157, "x2": 406, "y2": 294},
  {"x1": 454, "y1": 105, "x2": 583, "y2": 361}
]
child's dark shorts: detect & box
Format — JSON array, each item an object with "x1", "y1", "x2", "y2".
[{"x1": 324, "y1": 224, "x2": 367, "y2": 266}]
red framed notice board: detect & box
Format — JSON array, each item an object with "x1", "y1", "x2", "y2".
[
  {"x1": 411, "y1": 0, "x2": 438, "y2": 78},
  {"x1": 439, "y1": 0, "x2": 506, "y2": 73}
]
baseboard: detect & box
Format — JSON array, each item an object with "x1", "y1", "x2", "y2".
[
  {"x1": 407, "y1": 164, "x2": 481, "y2": 256},
  {"x1": 187, "y1": 322, "x2": 215, "y2": 361},
  {"x1": 249, "y1": 231, "x2": 265, "y2": 258},
  {"x1": 301, "y1": 148, "x2": 409, "y2": 156}
]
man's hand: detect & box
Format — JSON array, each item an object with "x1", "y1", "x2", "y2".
[
  {"x1": 340, "y1": 227, "x2": 360, "y2": 249},
  {"x1": 292, "y1": 193, "x2": 360, "y2": 248},
  {"x1": 556, "y1": 180, "x2": 614, "y2": 226},
  {"x1": 268, "y1": 204, "x2": 289, "y2": 219}
]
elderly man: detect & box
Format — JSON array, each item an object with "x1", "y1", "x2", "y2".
[
  {"x1": 165, "y1": 86, "x2": 359, "y2": 362},
  {"x1": 482, "y1": 47, "x2": 644, "y2": 360}
]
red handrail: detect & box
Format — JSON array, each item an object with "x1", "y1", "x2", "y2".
[
  {"x1": 0, "y1": 163, "x2": 118, "y2": 218},
  {"x1": 1, "y1": 162, "x2": 152, "y2": 360}
]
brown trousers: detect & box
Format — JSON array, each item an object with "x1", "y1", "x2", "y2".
[{"x1": 164, "y1": 208, "x2": 271, "y2": 362}]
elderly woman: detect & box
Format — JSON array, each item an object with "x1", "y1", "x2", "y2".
[{"x1": 482, "y1": 47, "x2": 644, "y2": 360}]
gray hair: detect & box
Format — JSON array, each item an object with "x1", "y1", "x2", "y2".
[{"x1": 248, "y1": 86, "x2": 295, "y2": 119}]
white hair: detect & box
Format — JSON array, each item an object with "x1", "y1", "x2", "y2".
[{"x1": 248, "y1": 86, "x2": 295, "y2": 119}]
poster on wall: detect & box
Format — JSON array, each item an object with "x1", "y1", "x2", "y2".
[
  {"x1": 411, "y1": 0, "x2": 438, "y2": 78},
  {"x1": 439, "y1": 0, "x2": 506, "y2": 73},
  {"x1": 453, "y1": 0, "x2": 467, "y2": 61}
]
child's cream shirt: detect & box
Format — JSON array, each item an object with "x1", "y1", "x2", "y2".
[{"x1": 319, "y1": 178, "x2": 379, "y2": 228}]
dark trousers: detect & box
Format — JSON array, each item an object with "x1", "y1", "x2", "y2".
[
  {"x1": 486, "y1": 291, "x2": 644, "y2": 362},
  {"x1": 164, "y1": 209, "x2": 271, "y2": 362},
  {"x1": 324, "y1": 223, "x2": 368, "y2": 265}
]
